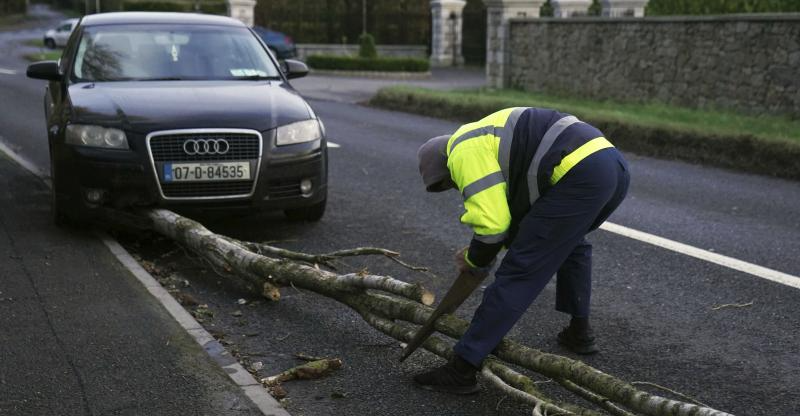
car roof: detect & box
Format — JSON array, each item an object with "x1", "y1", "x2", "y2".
[{"x1": 79, "y1": 12, "x2": 246, "y2": 28}]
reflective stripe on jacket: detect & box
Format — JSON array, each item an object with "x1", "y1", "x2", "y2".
[{"x1": 446, "y1": 107, "x2": 615, "y2": 267}]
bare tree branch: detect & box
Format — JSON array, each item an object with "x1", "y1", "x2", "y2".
[{"x1": 144, "y1": 208, "x2": 736, "y2": 416}]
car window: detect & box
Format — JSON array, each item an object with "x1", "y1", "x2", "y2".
[
  {"x1": 60, "y1": 25, "x2": 83, "y2": 74},
  {"x1": 58, "y1": 23, "x2": 72, "y2": 31},
  {"x1": 72, "y1": 24, "x2": 281, "y2": 82}
]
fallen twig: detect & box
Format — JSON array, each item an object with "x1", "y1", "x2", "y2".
[
  {"x1": 556, "y1": 378, "x2": 637, "y2": 416},
  {"x1": 710, "y1": 301, "x2": 754, "y2": 311},
  {"x1": 632, "y1": 381, "x2": 709, "y2": 408},
  {"x1": 293, "y1": 352, "x2": 325, "y2": 361}
]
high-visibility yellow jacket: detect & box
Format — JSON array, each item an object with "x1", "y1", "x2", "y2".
[{"x1": 446, "y1": 107, "x2": 615, "y2": 267}]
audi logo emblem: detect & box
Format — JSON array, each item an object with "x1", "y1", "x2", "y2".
[{"x1": 183, "y1": 139, "x2": 230, "y2": 155}]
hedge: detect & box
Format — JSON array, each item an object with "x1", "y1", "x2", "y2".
[
  {"x1": 0, "y1": 0, "x2": 26, "y2": 15},
  {"x1": 121, "y1": 0, "x2": 226, "y2": 14},
  {"x1": 306, "y1": 55, "x2": 430, "y2": 73},
  {"x1": 254, "y1": 0, "x2": 430, "y2": 45},
  {"x1": 646, "y1": 0, "x2": 800, "y2": 15},
  {"x1": 369, "y1": 87, "x2": 800, "y2": 181}
]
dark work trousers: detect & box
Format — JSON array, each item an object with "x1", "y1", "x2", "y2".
[{"x1": 453, "y1": 147, "x2": 630, "y2": 367}]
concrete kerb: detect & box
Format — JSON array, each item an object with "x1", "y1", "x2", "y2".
[{"x1": 0, "y1": 143, "x2": 291, "y2": 416}]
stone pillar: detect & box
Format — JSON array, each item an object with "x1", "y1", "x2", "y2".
[
  {"x1": 550, "y1": 0, "x2": 591, "y2": 17},
  {"x1": 430, "y1": 0, "x2": 467, "y2": 67},
  {"x1": 600, "y1": 0, "x2": 648, "y2": 17},
  {"x1": 227, "y1": 0, "x2": 257, "y2": 27},
  {"x1": 484, "y1": 0, "x2": 544, "y2": 88}
]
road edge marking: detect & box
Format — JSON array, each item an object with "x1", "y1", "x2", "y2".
[
  {"x1": 601, "y1": 222, "x2": 800, "y2": 290},
  {"x1": 0, "y1": 143, "x2": 290, "y2": 416},
  {"x1": 0, "y1": 137, "x2": 47, "y2": 179}
]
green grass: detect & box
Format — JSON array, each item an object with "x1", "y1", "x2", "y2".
[
  {"x1": 0, "y1": 13, "x2": 29, "y2": 28},
  {"x1": 376, "y1": 86, "x2": 800, "y2": 144},
  {"x1": 23, "y1": 38, "x2": 45, "y2": 48},
  {"x1": 24, "y1": 50, "x2": 62, "y2": 62}
]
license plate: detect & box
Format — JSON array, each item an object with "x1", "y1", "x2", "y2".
[{"x1": 163, "y1": 162, "x2": 250, "y2": 182}]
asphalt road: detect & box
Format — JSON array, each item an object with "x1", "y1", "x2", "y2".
[{"x1": 1, "y1": 19, "x2": 799, "y2": 416}]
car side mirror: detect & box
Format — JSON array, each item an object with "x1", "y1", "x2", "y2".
[
  {"x1": 283, "y1": 59, "x2": 308, "y2": 80},
  {"x1": 27, "y1": 61, "x2": 61, "y2": 81}
]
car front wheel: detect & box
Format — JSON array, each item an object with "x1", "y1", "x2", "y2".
[
  {"x1": 50, "y1": 154, "x2": 78, "y2": 227},
  {"x1": 284, "y1": 199, "x2": 326, "y2": 222},
  {"x1": 44, "y1": 38, "x2": 56, "y2": 49}
]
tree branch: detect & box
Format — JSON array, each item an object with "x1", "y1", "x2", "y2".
[{"x1": 144, "y1": 208, "x2": 736, "y2": 416}]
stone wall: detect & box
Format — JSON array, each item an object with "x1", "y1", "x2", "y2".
[
  {"x1": 507, "y1": 14, "x2": 800, "y2": 118},
  {"x1": 296, "y1": 44, "x2": 428, "y2": 60}
]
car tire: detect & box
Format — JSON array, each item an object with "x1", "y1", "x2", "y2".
[
  {"x1": 50, "y1": 154, "x2": 77, "y2": 227},
  {"x1": 44, "y1": 38, "x2": 56, "y2": 49},
  {"x1": 284, "y1": 199, "x2": 326, "y2": 222}
]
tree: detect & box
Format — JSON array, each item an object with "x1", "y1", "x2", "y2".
[{"x1": 143, "y1": 208, "x2": 737, "y2": 416}]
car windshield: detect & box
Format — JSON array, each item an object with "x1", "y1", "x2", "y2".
[{"x1": 72, "y1": 24, "x2": 281, "y2": 82}]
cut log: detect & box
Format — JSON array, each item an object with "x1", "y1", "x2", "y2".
[{"x1": 145, "y1": 208, "x2": 735, "y2": 416}]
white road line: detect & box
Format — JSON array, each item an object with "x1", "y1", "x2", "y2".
[
  {"x1": 601, "y1": 222, "x2": 800, "y2": 290},
  {"x1": 0, "y1": 138, "x2": 46, "y2": 179},
  {"x1": 0, "y1": 68, "x2": 18, "y2": 75},
  {"x1": 328, "y1": 141, "x2": 341, "y2": 148}
]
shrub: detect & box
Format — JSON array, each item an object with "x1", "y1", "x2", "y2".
[
  {"x1": 358, "y1": 33, "x2": 378, "y2": 59},
  {"x1": 122, "y1": 0, "x2": 188, "y2": 11},
  {"x1": 121, "y1": 0, "x2": 226, "y2": 14},
  {"x1": 306, "y1": 55, "x2": 430, "y2": 72},
  {"x1": 197, "y1": 1, "x2": 227, "y2": 14},
  {"x1": 646, "y1": 0, "x2": 800, "y2": 15},
  {"x1": 0, "y1": 0, "x2": 27, "y2": 14}
]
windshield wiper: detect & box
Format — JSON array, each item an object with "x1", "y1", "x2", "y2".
[
  {"x1": 232, "y1": 75, "x2": 282, "y2": 80},
  {"x1": 134, "y1": 77, "x2": 186, "y2": 81}
]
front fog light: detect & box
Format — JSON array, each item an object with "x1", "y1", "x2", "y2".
[
  {"x1": 300, "y1": 179, "x2": 313, "y2": 196},
  {"x1": 85, "y1": 189, "x2": 104, "y2": 203}
]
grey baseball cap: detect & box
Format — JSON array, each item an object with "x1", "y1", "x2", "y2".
[{"x1": 417, "y1": 135, "x2": 453, "y2": 192}]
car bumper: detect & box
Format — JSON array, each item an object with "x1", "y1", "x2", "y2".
[{"x1": 54, "y1": 132, "x2": 328, "y2": 214}]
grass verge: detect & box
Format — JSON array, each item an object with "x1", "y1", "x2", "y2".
[
  {"x1": 0, "y1": 13, "x2": 27, "y2": 26},
  {"x1": 24, "y1": 50, "x2": 62, "y2": 62},
  {"x1": 23, "y1": 38, "x2": 45, "y2": 48},
  {"x1": 370, "y1": 86, "x2": 800, "y2": 180}
]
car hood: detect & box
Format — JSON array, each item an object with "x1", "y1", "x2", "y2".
[{"x1": 68, "y1": 81, "x2": 314, "y2": 133}]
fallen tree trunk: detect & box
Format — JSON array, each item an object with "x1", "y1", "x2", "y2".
[{"x1": 146, "y1": 208, "x2": 734, "y2": 416}]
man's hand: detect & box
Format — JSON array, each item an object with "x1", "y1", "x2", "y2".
[{"x1": 454, "y1": 246, "x2": 491, "y2": 279}]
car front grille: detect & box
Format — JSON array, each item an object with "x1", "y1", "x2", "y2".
[
  {"x1": 147, "y1": 129, "x2": 262, "y2": 200},
  {"x1": 161, "y1": 181, "x2": 254, "y2": 198},
  {"x1": 149, "y1": 132, "x2": 260, "y2": 162}
]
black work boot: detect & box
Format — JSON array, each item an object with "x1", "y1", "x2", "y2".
[
  {"x1": 558, "y1": 317, "x2": 599, "y2": 355},
  {"x1": 413, "y1": 355, "x2": 480, "y2": 395}
]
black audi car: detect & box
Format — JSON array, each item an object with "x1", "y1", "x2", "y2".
[{"x1": 27, "y1": 12, "x2": 327, "y2": 225}]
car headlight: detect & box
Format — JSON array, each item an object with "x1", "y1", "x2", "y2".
[
  {"x1": 65, "y1": 125, "x2": 128, "y2": 149},
  {"x1": 276, "y1": 119, "x2": 321, "y2": 146}
]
